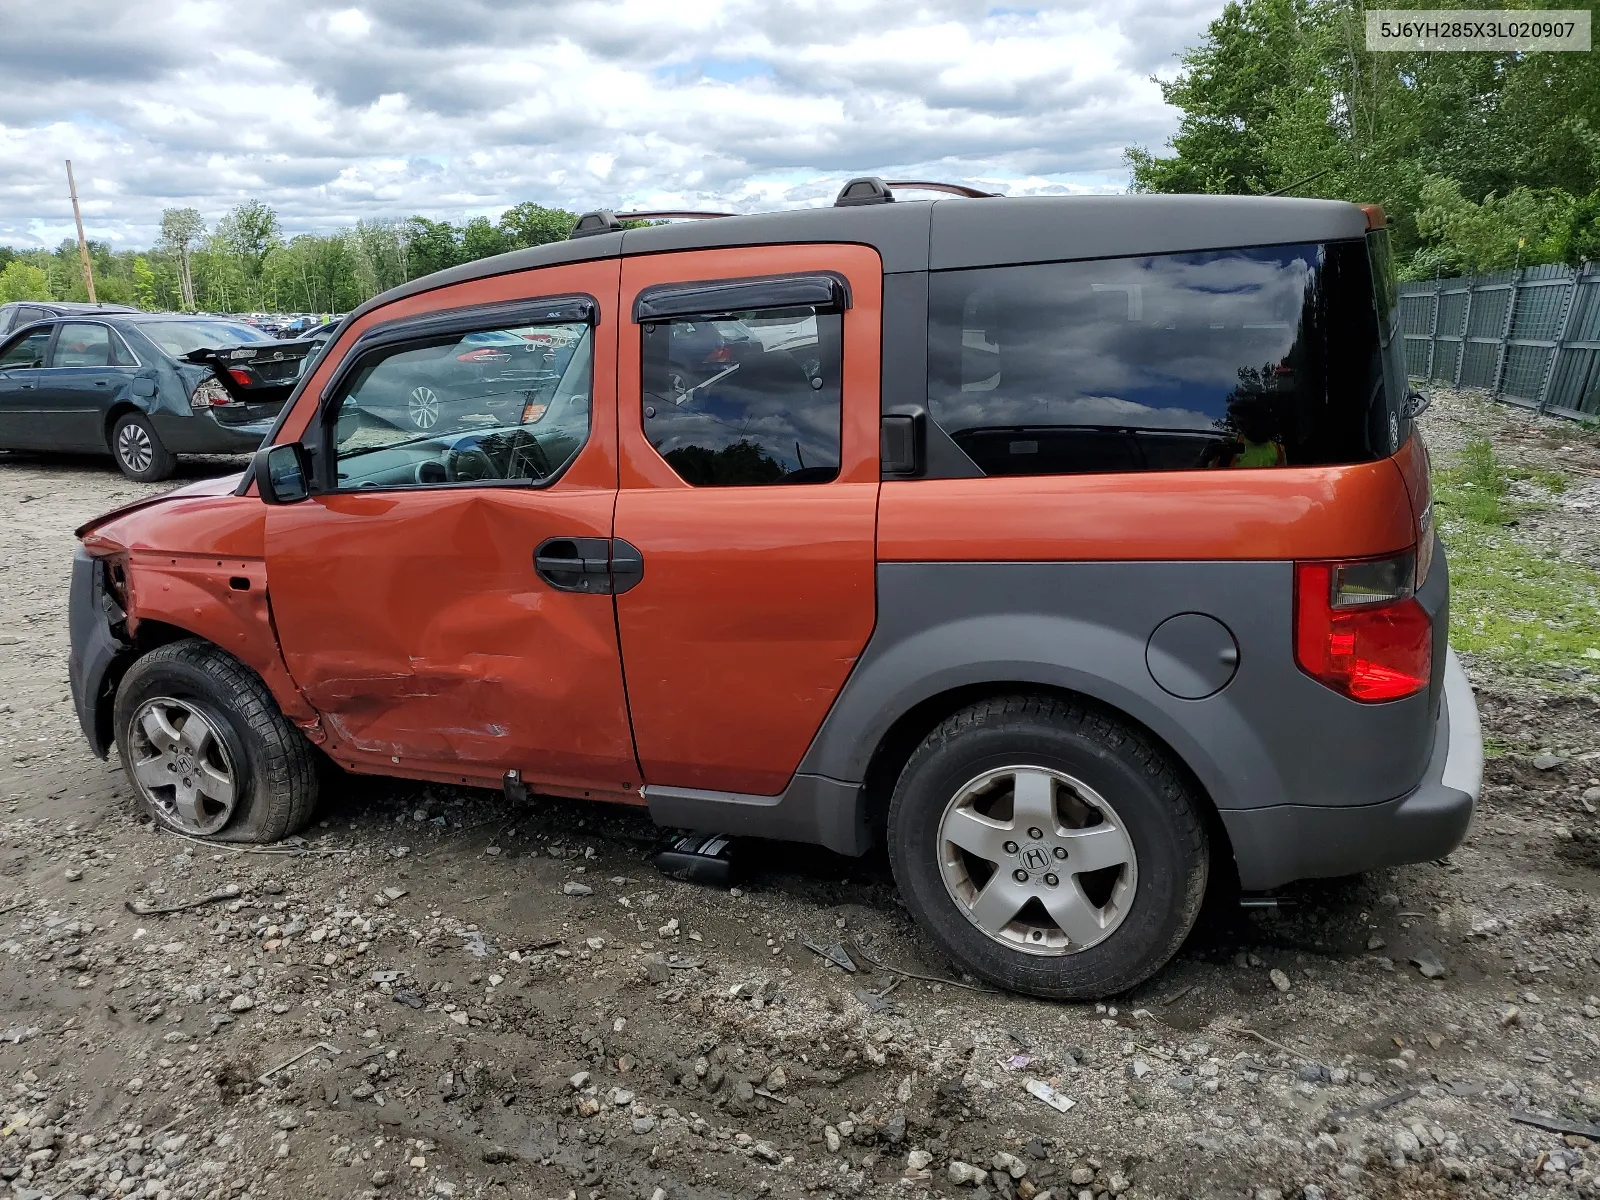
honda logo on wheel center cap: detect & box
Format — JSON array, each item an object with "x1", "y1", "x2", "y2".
[{"x1": 1021, "y1": 845, "x2": 1051, "y2": 872}]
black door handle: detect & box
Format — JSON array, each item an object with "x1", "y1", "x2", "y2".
[
  {"x1": 534, "y1": 537, "x2": 646, "y2": 594},
  {"x1": 534, "y1": 537, "x2": 611, "y2": 593},
  {"x1": 610, "y1": 538, "x2": 644, "y2": 595}
]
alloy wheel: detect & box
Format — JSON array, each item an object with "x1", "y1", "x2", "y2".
[
  {"x1": 117, "y1": 422, "x2": 154, "y2": 474},
  {"x1": 937, "y1": 765, "x2": 1137, "y2": 955},
  {"x1": 408, "y1": 386, "x2": 441, "y2": 430},
  {"x1": 126, "y1": 697, "x2": 239, "y2": 836}
]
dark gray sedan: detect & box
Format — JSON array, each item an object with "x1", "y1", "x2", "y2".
[{"x1": 0, "y1": 313, "x2": 284, "y2": 481}]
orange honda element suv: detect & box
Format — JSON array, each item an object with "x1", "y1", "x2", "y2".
[{"x1": 69, "y1": 180, "x2": 1482, "y2": 999}]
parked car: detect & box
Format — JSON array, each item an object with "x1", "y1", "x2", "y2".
[
  {"x1": 183, "y1": 320, "x2": 342, "y2": 410},
  {"x1": 338, "y1": 328, "x2": 571, "y2": 433},
  {"x1": 67, "y1": 182, "x2": 1481, "y2": 1000},
  {"x1": 0, "y1": 313, "x2": 286, "y2": 480},
  {"x1": 0, "y1": 299, "x2": 139, "y2": 337}
]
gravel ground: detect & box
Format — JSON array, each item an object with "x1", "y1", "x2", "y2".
[{"x1": 1, "y1": 402, "x2": 1599, "y2": 1200}]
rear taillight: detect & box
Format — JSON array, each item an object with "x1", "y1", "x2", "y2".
[
  {"x1": 1294, "y1": 551, "x2": 1431, "y2": 703},
  {"x1": 226, "y1": 366, "x2": 255, "y2": 387},
  {"x1": 190, "y1": 376, "x2": 239, "y2": 410},
  {"x1": 521, "y1": 400, "x2": 548, "y2": 423}
]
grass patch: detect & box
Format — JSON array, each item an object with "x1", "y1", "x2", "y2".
[
  {"x1": 1437, "y1": 436, "x2": 1512, "y2": 526},
  {"x1": 1434, "y1": 438, "x2": 1600, "y2": 690}
]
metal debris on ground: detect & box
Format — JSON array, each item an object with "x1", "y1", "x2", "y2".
[
  {"x1": 257, "y1": 1041, "x2": 341, "y2": 1086},
  {"x1": 849, "y1": 939, "x2": 996, "y2": 992},
  {"x1": 803, "y1": 941, "x2": 857, "y2": 973},
  {"x1": 1323, "y1": 1088, "x2": 1418, "y2": 1130},
  {"x1": 854, "y1": 987, "x2": 890, "y2": 1013},
  {"x1": 1510, "y1": 1110, "x2": 1600, "y2": 1140},
  {"x1": 125, "y1": 884, "x2": 242, "y2": 916}
]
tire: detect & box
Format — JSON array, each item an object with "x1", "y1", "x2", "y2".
[
  {"x1": 113, "y1": 639, "x2": 318, "y2": 843},
  {"x1": 111, "y1": 411, "x2": 177, "y2": 482},
  {"x1": 887, "y1": 695, "x2": 1208, "y2": 1000}
]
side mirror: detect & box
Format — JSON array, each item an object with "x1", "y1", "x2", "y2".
[{"x1": 254, "y1": 443, "x2": 311, "y2": 505}]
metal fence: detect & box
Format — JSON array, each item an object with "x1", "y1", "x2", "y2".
[{"x1": 1399, "y1": 262, "x2": 1600, "y2": 419}]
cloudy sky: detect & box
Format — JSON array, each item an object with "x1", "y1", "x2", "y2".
[{"x1": 0, "y1": 0, "x2": 1220, "y2": 250}]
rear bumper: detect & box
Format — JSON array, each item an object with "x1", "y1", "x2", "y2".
[
  {"x1": 1221, "y1": 648, "x2": 1482, "y2": 890},
  {"x1": 152, "y1": 411, "x2": 276, "y2": 454}
]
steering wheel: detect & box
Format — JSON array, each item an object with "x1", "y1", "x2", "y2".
[
  {"x1": 443, "y1": 444, "x2": 501, "y2": 484},
  {"x1": 508, "y1": 430, "x2": 553, "y2": 479}
]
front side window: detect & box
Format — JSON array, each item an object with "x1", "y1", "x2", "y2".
[
  {"x1": 330, "y1": 320, "x2": 591, "y2": 490},
  {"x1": 641, "y1": 306, "x2": 842, "y2": 486},
  {"x1": 0, "y1": 330, "x2": 51, "y2": 370},
  {"x1": 51, "y1": 323, "x2": 115, "y2": 368},
  {"x1": 927, "y1": 241, "x2": 1391, "y2": 476}
]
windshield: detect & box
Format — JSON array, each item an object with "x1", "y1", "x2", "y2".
[{"x1": 138, "y1": 321, "x2": 274, "y2": 356}]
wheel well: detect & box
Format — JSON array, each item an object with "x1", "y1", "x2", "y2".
[
  {"x1": 858, "y1": 682, "x2": 1237, "y2": 882},
  {"x1": 103, "y1": 402, "x2": 142, "y2": 450},
  {"x1": 94, "y1": 622, "x2": 213, "y2": 750}
]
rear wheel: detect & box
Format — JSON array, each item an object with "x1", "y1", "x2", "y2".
[
  {"x1": 111, "y1": 412, "x2": 176, "y2": 482},
  {"x1": 114, "y1": 639, "x2": 318, "y2": 843},
  {"x1": 887, "y1": 695, "x2": 1208, "y2": 999}
]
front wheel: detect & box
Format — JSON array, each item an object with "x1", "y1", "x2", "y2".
[
  {"x1": 114, "y1": 639, "x2": 318, "y2": 843},
  {"x1": 887, "y1": 695, "x2": 1208, "y2": 1000}
]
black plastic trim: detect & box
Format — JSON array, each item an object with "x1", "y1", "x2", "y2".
[
  {"x1": 321, "y1": 295, "x2": 596, "y2": 398},
  {"x1": 835, "y1": 177, "x2": 895, "y2": 207},
  {"x1": 68, "y1": 547, "x2": 131, "y2": 759},
  {"x1": 571, "y1": 211, "x2": 623, "y2": 238},
  {"x1": 644, "y1": 775, "x2": 872, "y2": 856},
  {"x1": 633, "y1": 273, "x2": 850, "y2": 323}
]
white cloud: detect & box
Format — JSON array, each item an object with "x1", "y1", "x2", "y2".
[
  {"x1": 0, "y1": 0, "x2": 1221, "y2": 249},
  {"x1": 326, "y1": 8, "x2": 373, "y2": 38}
]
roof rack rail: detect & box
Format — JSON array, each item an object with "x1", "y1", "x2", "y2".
[
  {"x1": 569, "y1": 209, "x2": 735, "y2": 239},
  {"x1": 834, "y1": 176, "x2": 999, "y2": 206}
]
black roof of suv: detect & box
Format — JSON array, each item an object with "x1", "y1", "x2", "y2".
[{"x1": 0, "y1": 299, "x2": 140, "y2": 337}]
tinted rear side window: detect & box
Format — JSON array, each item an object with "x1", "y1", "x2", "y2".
[{"x1": 927, "y1": 241, "x2": 1395, "y2": 476}]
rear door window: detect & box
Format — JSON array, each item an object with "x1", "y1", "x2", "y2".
[
  {"x1": 640, "y1": 305, "x2": 842, "y2": 485},
  {"x1": 50, "y1": 323, "x2": 115, "y2": 367},
  {"x1": 926, "y1": 241, "x2": 1393, "y2": 476}
]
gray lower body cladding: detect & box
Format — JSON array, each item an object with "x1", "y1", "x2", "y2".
[{"x1": 650, "y1": 552, "x2": 1480, "y2": 888}]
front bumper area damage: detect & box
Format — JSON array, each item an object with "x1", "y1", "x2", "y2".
[{"x1": 67, "y1": 547, "x2": 133, "y2": 759}]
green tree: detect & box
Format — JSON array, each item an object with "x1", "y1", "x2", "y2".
[
  {"x1": 460, "y1": 216, "x2": 511, "y2": 261},
  {"x1": 159, "y1": 207, "x2": 206, "y2": 309},
  {"x1": 403, "y1": 217, "x2": 461, "y2": 277},
  {"x1": 131, "y1": 256, "x2": 158, "y2": 308},
  {"x1": 217, "y1": 200, "x2": 283, "y2": 282},
  {"x1": 497, "y1": 202, "x2": 576, "y2": 249},
  {"x1": 1125, "y1": 0, "x2": 1600, "y2": 273},
  {"x1": 0, "y1": 260, "x2": 50, "y2": 303}
]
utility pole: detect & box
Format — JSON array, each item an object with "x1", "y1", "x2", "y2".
[{"x1": 65, "y1": 160, "x2": 97, "y2": 304}]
